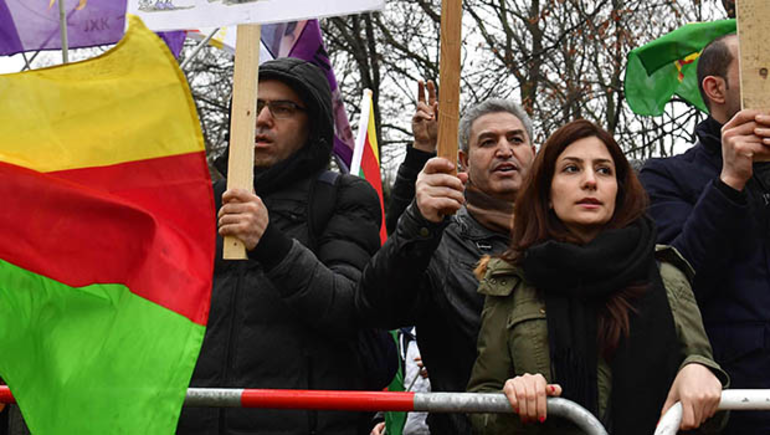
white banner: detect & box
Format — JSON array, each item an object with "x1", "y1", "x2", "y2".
[{"x1": 127, "y1": 0, "x2": 385, "y2": 31}]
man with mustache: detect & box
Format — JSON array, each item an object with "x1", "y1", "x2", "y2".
[
  {"x1": 177, "y1": 58, "x2": 383, "y2": 435},
  {"x1": 359, "y1": 91, "x2": 537, "y2": 435}
]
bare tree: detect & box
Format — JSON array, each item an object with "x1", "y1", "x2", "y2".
[
  {"x1": 181, "y1": 0, "x2": 733, "y2": 183},
  {"x1": 321, "y1": 0, "x2": 729, "y2": 172}
]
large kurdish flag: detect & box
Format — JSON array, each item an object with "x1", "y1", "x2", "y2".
[{"x1": 0, "y1": 16, "x2": 214, "y2": 434}]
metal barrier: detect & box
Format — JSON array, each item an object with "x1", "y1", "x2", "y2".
[
  {"x1": 0, "y1": 386, "x2": 607, "y2": 435},
  {"x1": 11, "y1": 386, "x2": 770, "y2": 433},
  {"x1": 655, "y1": 390, "x2": 770, "y2": 435}
]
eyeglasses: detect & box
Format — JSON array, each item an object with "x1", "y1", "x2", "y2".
[{"x1": 256, "y1": 99, "x2": 306, "y2": 119}]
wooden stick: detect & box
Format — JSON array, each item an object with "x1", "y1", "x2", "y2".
[
  {"x1": 436, "y1": 0, "x2": 463, "y2": 175},
  {"x1": 737, "y1": 0, "x2": 770, "y2": 110},
  {"x1": 223, "y1": 24, "x2": 261, "y2": 260}
]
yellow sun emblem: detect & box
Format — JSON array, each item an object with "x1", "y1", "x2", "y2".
[{"x1": 48, "y1": 0, "x2": 88, "y2": 11}]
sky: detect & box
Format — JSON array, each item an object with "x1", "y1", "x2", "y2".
[{"x1": 0, "y1": 54, "x2": 24, "y2": 74}]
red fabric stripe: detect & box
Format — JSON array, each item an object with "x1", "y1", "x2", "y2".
[
  {"x1": 0, "y1": 386, "x2": 14, "y2": 404},
  {"x1": 0, "y1": 153, "x2": 214, "y2": 325},
  {"x1": 240, "y1": 389, "x2": 415, "y2": 412},
  {"x1": 362, "y1": 136, "x2": 387, "y2": 244}
]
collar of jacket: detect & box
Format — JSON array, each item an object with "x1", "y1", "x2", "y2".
[
  {"x1": 454, "y1": 206, "x2": 511, "y2": 242},
  {"x1": 695, "y1": 116, "x2": 724, "y2": 157}
]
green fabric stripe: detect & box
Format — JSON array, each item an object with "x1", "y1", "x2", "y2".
[
  {"x1": 624, "y1": 20, "x2": 736, "y2": 117},
  {"x1": 625, "y1": 53, "x2": 705, "y2": 116},
  {"x1": 0, "y1": 259, "x2": 205, "y2": 434},
  {"x1": 385, "y1": 330, "x2": 405, "y2": 435},
  {"x1": 634, "y1": 20, "x2": 736, "y2": 75}
]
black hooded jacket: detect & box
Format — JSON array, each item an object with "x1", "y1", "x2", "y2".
[{"x1": 177, "y1": 58, "x2": 382, "y2": 435}]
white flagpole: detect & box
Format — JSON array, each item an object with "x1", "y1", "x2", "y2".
[
  {"x1": 181, "y1": 27, "x2": 220, "y2": 71},
  {"x1": 58, "y1": 0, "x2": 69, "y2": 64},
  {"x1": 351, "y1": 89, "x2": 373, "y2": 176}
]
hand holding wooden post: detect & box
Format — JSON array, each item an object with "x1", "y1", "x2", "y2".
[
  {"x1": 224, "y1": 24, "x2": 262, "y2": 260},
  {"x1": 737, "y1": 0, "x2": 770, "y2": 111}
]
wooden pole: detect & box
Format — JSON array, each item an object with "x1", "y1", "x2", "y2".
[
  {"x1": 436, "y1": 0, "x2": 463, "y2": 175},
  {"x1": 736, "y1": 0, "x2": 770, "y2": 110},
  {"x1": 223, "y1": 24, "x2": 261, "y2": 260}
]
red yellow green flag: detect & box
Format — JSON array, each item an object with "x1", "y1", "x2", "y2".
[
  {"x1": 0, "y1": 16, "x2": 214, "y2": 434},
  {"x1": 351, "y1": 89, "x2": 387, "y2": 244}
]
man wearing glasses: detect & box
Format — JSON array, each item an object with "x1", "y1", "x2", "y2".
[{"x1": 177, "y1": 58, "x2": 383, "y2": 435}]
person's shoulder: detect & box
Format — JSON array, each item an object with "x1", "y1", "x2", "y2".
[
  {"x1": 642, "y1": 144, "x2": 702, "y2": 173},
  {"x1": 335, "y1": 173, "x2": 379, "y2": 199},
  {"x1": 476, "y1": 257, "x2": 525, "y2": 297},
  {"x1": 332, "y1": 173, "x2": 381, "y2": 214},
  {"x1": 655, "y1": 245, "x2": 698, "y2": 310},
  {"x1": 640, "y1": 142, "x2": 717, "y2": 192},
  {"x1": 655, "y1": 245, "x2": 693, "y2": 295}
]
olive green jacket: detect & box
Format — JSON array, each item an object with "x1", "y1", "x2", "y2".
[{"x1": 467, "y1": 246, "x2": 729, "y2": 434}]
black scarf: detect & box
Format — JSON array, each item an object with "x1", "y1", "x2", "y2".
[
  {"x1": 213, "y1": 134, "x2": 331, "y2": 197},
  {"x1": 521, "y1": 216, "x2": 681, "y2": 434}
]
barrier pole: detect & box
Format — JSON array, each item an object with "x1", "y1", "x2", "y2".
[
  {"x1": 0, "y1": 387, "x2": 606, "y2": 435},
  {"x1": 655, "y1": 389, "x2": 770, "y2": 435}
]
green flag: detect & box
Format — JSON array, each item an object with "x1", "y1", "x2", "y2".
[
  {"x1": 624, "y1": 20, "x2": 736, "y2": 116},
  {"x1": 384, "y1": 330, "x2": 406, "y2": 435}
]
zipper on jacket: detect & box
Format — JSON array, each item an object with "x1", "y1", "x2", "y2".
[
  {"x1": 219, "y1": 265, "x2": 245, "y2": 434},
  {"x1": 307, "y1": 355, "x2": 317, "y2": 434}
]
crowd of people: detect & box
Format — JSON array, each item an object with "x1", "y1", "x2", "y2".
[
  {"x1": 180, "y1": 31, "x2": 770, "y2": 435},
  {"x1": 3, "y1": 31, "x2": 769, "y2": 435}
]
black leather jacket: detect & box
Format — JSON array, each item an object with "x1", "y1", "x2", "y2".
[{"x1": 357, "y1": 147, "x2": 510, "y2": 435}]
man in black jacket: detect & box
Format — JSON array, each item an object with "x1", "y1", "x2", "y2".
[
  {"x1": 640, "y1": 34, "x2": 770, "y2": 434},
  {"x1": 177, "y1": 58, "x2": 383, "y2": 435},
  {"x1": 358, "y1": 91, "x2": 536, "y2": 435}
]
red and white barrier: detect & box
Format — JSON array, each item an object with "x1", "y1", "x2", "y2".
[{"x1": 0, "y1": 386, "x2": 607, "y2": 435}]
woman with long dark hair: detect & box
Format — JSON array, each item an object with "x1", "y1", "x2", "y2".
[{"x1": 468, "y1": 120, "x2": 727, "y2": 434}]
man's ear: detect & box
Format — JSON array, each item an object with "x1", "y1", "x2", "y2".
[
  {"x1": 458, "y1": 149, "x2": 469, "y2": 172},
  {"x1": 702, "y1": 75, "x2": 727, "y2": 106}
]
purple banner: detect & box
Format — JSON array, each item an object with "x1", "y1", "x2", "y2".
[
  {"x1": 158, "y1": 30, "x2": 186, "y2": 58},
  {"x1": 262, "y1": 20, "x2": 355, "y2": 169},
  {"x1": 0, "y1": 0, "x2": 125, "y2": 56}
]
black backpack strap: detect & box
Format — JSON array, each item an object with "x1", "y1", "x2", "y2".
[{"x1": 307, "y1": 170, "x2": 340, "y2": 252}]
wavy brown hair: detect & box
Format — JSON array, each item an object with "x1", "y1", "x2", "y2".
[{"x1": 503, "y1": 119, "x2": 649, "y2": 358}]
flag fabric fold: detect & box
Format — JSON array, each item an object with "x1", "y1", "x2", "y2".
[
  {"x1": 0, "y1": 15, "x2": 214, "y2": 434},
  {"x1": 352, "y1": 89, "x2": 387, "y2": 245},
  {"x1": 0, "y1": 0, "x2": 125, "y2": 56},
  {"x1": 624, "y1": 19, "x2": 736, "y2": 116},
  {"x1": 0, "y1": 0, "x2": 186, "y2": 60}
]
